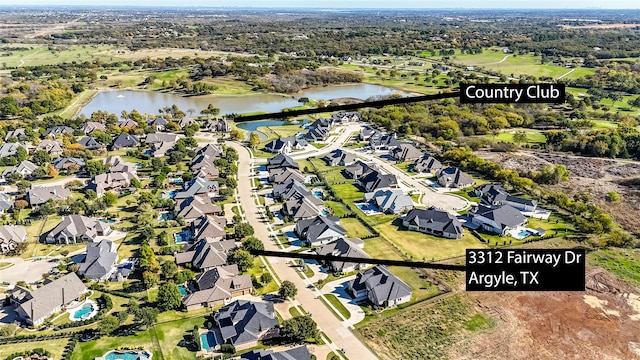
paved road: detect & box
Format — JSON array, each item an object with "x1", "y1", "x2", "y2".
[
  {"x1": 226, "y1": 141, "x2": 379, "y2": 360},
  {"x1": 342, "y1": 148, "x2": 469, "y2": 212}
]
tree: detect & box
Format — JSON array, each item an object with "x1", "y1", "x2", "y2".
[
  {"x1": 130, "y1": 178, "x2": 142, "y2": 188},
  {"x1": 249, "y1": 132, "x2": 260, "y2": 149},
  {"x1": 142, "y1": 271, "x2": 160, "y2": 289},
  {"x1": 139, "y1": 241, "x2": 160, "y2": 272},
  {"x1": 86, "y1": 160, "x2": 105, "y2": 176},
  {"x1": 100, "y1": 314, "x2": 120, "y2": 334},
  {"x1": 230, "y1": 129, "x2": 243, "y2": 141},
  {"x1": 32, "y1": 167, "x2": 47, "y2": 180},
  {"x1": 135, "y1": 307, "x2": 159, "y2": 329},
  {"x1": 15, "y1": 146, "x2": 27, "y2": 162},
  {"x1": 13, "y1": 199, "x2": 28, "y2": 210},
  {"x1": 261, "y1": 272, "x2": 273, "y2": 284},
  {"x1": 234, "y1": 222, "x2": 254, "y2": 239},
  {"x1": 280, "y1": 316, "x2": 319, "y2": 343},
  {"x1": 512, "y1": 130, "x2": 528, "y2": 144},
  {"x1": 5, "y1": 172, "x2": 23, "y2": 184},
  {"x1": 157, "y1": 282, "x2": 182, "y2": 312},
  {"x1": 85, "y1": 189, "x2": 97, "y2": 201},
  {"x1": 242, "y1": 236, "x2": 264, "y2": 253},
  {"x1": 174, "y1": 269, "x2": 195, "y2": 284},
  {"x1": 278, "y1": 280, "x2": 298, "y2": 300},
  {"x1": 605, "y1": 191, "x2": 621, "y2": 202},
  {"x1": 161, "y1": 261, "x2": 178, "y2": 280},
  {"x1": 101, "y1": 192, "x2": 117, "y2": 206},
  {"x1": 228, "y1": 248, "x2": 253, "y2": 273},
  {"x1": 32, "y1": 150, "x2": 51, "y2": 166}
]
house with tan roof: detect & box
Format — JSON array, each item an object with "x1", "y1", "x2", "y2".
[{"x1": 182, "y1": 264, "x2": 252, "y2": 311}]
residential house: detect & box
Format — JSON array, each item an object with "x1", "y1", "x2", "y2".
[
  {"x1": 27, "y1": 185, "x2": 72, "y2": 207},
  {"x1": 263, "y1": 136, "x2": 308, "y2": 154},
  {"x1": 272, "y1": 179, "x2": 306, "y2": 200},
  {"x1": 315, "y1": 238, "x2": 370, "y2": 272},
  {"x1": 179, "y1": 116, "x2": 198, "y2": 128},
  {"x1": 190, "y1": 155, "x2": 220, "y2": 179},
  {"x1": 5, "y1": 128, "x2": 28, "y2": 141},
  {"x1": 265, "y1": 153, "x2": 299, "y2": 172},
  {"x1": 1, "y1": 160, "x2": 38, "y2": 179},
  {"x1": 402, "y1": 208, "x2": 463, "y2": 239},
  {"x1": 468, "y1": 204, "x2": 527, "y2": 235},
  {"x1": 474, "y1": 184, "x2": 538, "y2": 212},
  {"x1": 191, "y1": 215, "x2": 227, "y2": 241},
  {"x1": 118, "y1": 120, "x2": 139, "y2": 129},
  {"x1": 305, "y1": 118, "x2": 332, "y2": 142},
  {"x1": 0, "y1": 225, "x2": 27, "y2": 255},
  {"x1": 214, "y1": 300, "x2": 279, "y2": 350},
  {"x1": 35, "y1": 140, "x2": 64, "y2": 157},
  {"x1": 110, "y1": 133, "x2": 140, "y2": 151},
  {"x1": 46, "y1": 215, "x2": 112, "y2": 244},
  {"x1": 175, "y1": 196, "x2": 223, "y2": 223},
  {"x1": 77, "y1": 239, "x2": 118, "y2": 281},
  {"x1": 324, "y1": 149, "x2": 356, "y2": 166},
  {"x1": 147, "y1": 117, "x2": 169, "y2": 131},
  {"x1": 88, "y1": 172, "x2": 138, "y2": 197},
  {"x1": 389, "y1": 143, "x2": 422, "y2": 162},
  {"x1": 104, "y1": 155, "x2": 137, "y2": 174},
  {"x1": 348, "y1": 265, "x2": 412, "y2": 307},
  {"x1": 436, "y1": 167, "x2": 474, "y2": 189},
  {"x1": 369, "y1": 133, "x2": 400, "y2": 150},
  {"x1": 52, "y1": 157, "x2": 85, "y2": 172},
  {"x1": 151, "y1": 141, "x2": 175, "y2": 158},
  {"x1": 81, "y1": 122, "x2": 106, "y2": 134},
  {"x1": 413, "y1": 154, "x2": 442, "y2": 174},
  {"x1": 268, "y1": 167, "x2": 305, "y2": 185},
  {"x1": 0, "y1": 143, "x2": 25, "y2": 158},
  {"x1": 204, "y1": 119, "x2": 231, "y2": 132},
  {"x1": 174, "y1": 177, "x2": 219, "y2": 200},
  {"x1": 197, "y1": 144, "x2": 224, "y2": 159},
  {"x1": 182, "y1": 264, "x2": 252, "y2": 311},
  {"x1": 359, "y1": 126, "x2": 381, "y2": 141},
  {"x1": 363, "y1": 188, "x2": 413, "y2": 214},
  {"x1": 0, "y1": 194, "x2": 12, "y2": 214},
  {"x1": 331, "y1": 111, "x2": 362, "y2": 123},
  {"x1": 78, "y1": 136, "x2": 105, "y2": 151},
  {"x1": 358, "y1": 170, "x2": 398, "y2": 192},
  {"x1": 145, "y1": 133, "x2": 180, "y2": 144},
  {"x1": 345, "y1": 160, "x2": 376, "y2": 180},
  {"x1": 294, "y1": 216, "x2": 346, "y2": 245},
  {"x1": 44, "y1": 126, "x2": 74, "y2": 137},
  {"x1": 240, "y1": 346, "x2": 312, "y2": 360},
  {"x1": 12, "y1": 273, "x2": 88, "y2": 326},
  {"x1": 175, "y1": 238, "x2": 236, "y2": 271},
  {"x1": 281, "y1": 193, "x2": 324, "y2": 221}
]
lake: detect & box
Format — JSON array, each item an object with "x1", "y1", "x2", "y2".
[
  {"x1": 79, "y1": 83, "x2": 400, "y2": 118},
  {"x1": 236, "y1": 119, "x2": 310, "y2": 140}
]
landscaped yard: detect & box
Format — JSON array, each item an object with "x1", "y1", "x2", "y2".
[
  {"x1": 323, "y1": 293, "x2": 351, "y2": 319},
  {"x1": 0, "y1": 338, "x2": 70, "y2": 359},
  {"x1": 72, "y1": 327, "x2": 161, "y2": 360},
  {"x1": 340, "y1": 217, "x2": 375, "y2": 238},
  {"x1": 331, "y1": 183, "x2": 364, "y2": 201},
  {"x1": 375, "y1": 220, "x2": 486, "y2": 261},
  {"x1": 325, "y1": 201, "x2": 351, "y2": 217}
]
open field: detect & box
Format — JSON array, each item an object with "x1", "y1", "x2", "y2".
[
  {"x1": 0, "y1": 44, "x2": 117, "y2": 67},
  {"x1": 0, "y1": 338, "x2": 69, "y2": 359},
  {"x1": 588, "y1": 248, "x2": 640, "y2": 286},
  {"x1": 340, "y1": 217, "x2": 375, "y2": 238},
  {"x1": 479, "y1": 128, "x2": 547, "y2": 144},
  {"x1": 102, "y1": 48, "x2": 256, "y2": 61}
]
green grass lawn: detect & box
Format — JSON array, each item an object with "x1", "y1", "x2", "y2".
[
  {"x1": 289, "y1": 306, "x2": 302, "y2": 317},
  {"x1": 0, "y1": 338, "x2": 69, "y2": 359},
  {"x1": 154, "y1": 316, "x2": 207, "y2": 360},
  {"x1": 0, "y1": 44, "x2": 116, "y2": 67},
  {"x1": 394, "y1": 162, "x2": 414, "y2": 174},
  {"x1": 340, "y1": 217, "x2": 375, "y2": 238},
  {"x1": 387, "y1": 266, "x2": 441, "y2": 302},
  {"x1": 487, "y1": 129, "x2": 547, "y2": 144},
  {"x1": 322, "y1": 294, "x2": 351, "y2": 320},
  {"x1": 375, "y1": 220, "x2": 486, "y2": 261},
  {"x1": 73, "y1": 328, "x2": 161, "y2": 360},
  {"x1": 363, "y1": 237, "x2": 404, "y2": 261},
  {"x1": 325, "y1": 201, "x2": 351, "y2": 217},
  {"x1": 246, "y1": 256, "x2": 279, "y2": 294},
  {"x1": 589, "y1": 248, "x2": 640, "y2": 286},
  {"x1": 331, "y1": 183, "x2": 364, "y2": 201}
]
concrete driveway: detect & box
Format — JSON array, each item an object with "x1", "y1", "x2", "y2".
[{"x1": 320, "y1": 275, "x2": 366, "y2": 327}]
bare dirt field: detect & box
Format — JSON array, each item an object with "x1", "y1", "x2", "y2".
[
  {"x1": 449, "y1": 269, "x2": 640, "y2": 360},
  {"x1": 563, "y1": 23, "x2": 640, "y2": 29}
]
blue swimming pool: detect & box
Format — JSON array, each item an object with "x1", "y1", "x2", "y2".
[
  {"x1": 178, "y1": 285, "x2": 189, "y2": 297},
  {"x1": 104, "y1": 350, "x2": 151, "y2": 360},
  {"x1": 518, "y1": 230, "x2": 532, "y2": 238},
  {"x1": 159, "y1": 212, "x2": 173, "y2": 221},
  {"x1": 170, "y1": 178, "x2": 184, "y2": 184},
  {"x1": 174, "y1": 231, "x2": 190, "y2": 244},
  {"x1": 168, "y1": 190, "x2": 178, "y2": 199},
  {"x1": 200, "y1": 331, "x2": 217, "y2": 351},
  {"x1": 321, "y1": 209, "x2": 329, "y2": 216},
  {"x1": 71, "y1": 303, "x2": 94, "y2": 320},
  {"x1": 313, "y1": 190, "x2": 323, "y2": 199}
]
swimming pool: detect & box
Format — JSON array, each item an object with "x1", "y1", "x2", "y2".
[
  {"x1": 321, "y1": 209, "x2": 329, "y2": 216},
  {"x1": 174, "y1": 232, "x2": 190, "y2": 244},
  {"x1": 313, "y1": 190, "x2": 323, "y2": 199},
  {"x1": 71, "y1": 302, "x2": 96, "y2": 321},
  {"x1": 518, "y1": 230, "x2": 532, "y2": 238},
  {"x1": 168, "y1": 190, "x2": 178, "y2": 199},
  {"x1": 200, "y1": 331, "x2": 217, "y2": 351},
  {"x1": 178, "y1": 285, "x2": 189, "y2": 297},
  {"x1": 103, "y1": 350, "x2": 152, "y2": 360},
  {"x1": 159, "y1": 212, "x2": 173, "y2": 221}
]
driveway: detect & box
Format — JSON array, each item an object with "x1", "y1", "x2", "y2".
[{"x1": 320, "y1": 275, "x2": 366, "y2": 327}]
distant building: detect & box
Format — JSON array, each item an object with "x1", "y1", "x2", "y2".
[
  {"x1": 182, "y1": 264, "x2": 252, "y2": 311},
  {"x1": 27, "y1": 185, "x2": 72, "y2": 207},
  {"x1": 266, "y1": 154, "x2": 299, "y2": 172},
  {"x1": 110, "y1": 133, "x2": 140, "y2": 151},
  {"x1": 175, "y1": 238, "x2": 235, "y2": 271},
  {"x1": 389, "y1": 143, "x2": 422, "y2": 162},
  {"x1": 413, "y1": 154, "x2": 442, "y2": 174},
  {"x1": 264, "y1": 137, "x2": 308, "y2": 154},
  {"x1": 324, "y1": 149, "x2": 357, "y2": 166},
  {"x1": 316, "y1": 238, "x2": 370, "y2": 272},
  {"x1": 295, "y1": 216, "x2": 347, "y2": 245},
  {"x1": 364, "y1": 188, "x2": 413, "y2": 214}
]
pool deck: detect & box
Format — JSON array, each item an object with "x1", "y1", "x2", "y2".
[{"x1": 68, "y1": 299, "x2": 98, "y2": 322}]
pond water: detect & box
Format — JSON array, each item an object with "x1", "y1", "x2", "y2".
[
  {"x1": 236, "y1": 119, "x2": 309, "y2": 140},
  {"x1": 79, "y1": 83, "x2": 400, "y2": 118}
]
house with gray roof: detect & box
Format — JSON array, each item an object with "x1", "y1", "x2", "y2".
[
  {"x1": 175, "y1": 238, "x2": 236, "y2": 271},
  {"x1": 295, "y1": 216, "x2": 346, "y2": 245},
  {"x1": 436, "y1": 167, "x2": 474, "y2": 189},
  {"x1": 241, "y1": 346, "x2": 312, "y2": 360},
  {"x1": 0, "y1": 193, "x2": 12, "y2": 214},
  {"x1": 46, "y1": 215, "x2": 111, "y2": 244},
  {"x1": 359, "y1": 126, "x2": 380, "y2": 141},
  {"x1": 281, "y1": 194, "x2": 323, "y2": 221},
  {"x1": 204, "y1": 119, "x2": 231, "y2": 132},
  {"x1": 264, "y1": 136, "x2": 308, "y2": 154},
  {"x1": 151, "y1": 141, "x2": 175, "y2": 158},
  {"x1": 44, "y1": 126, "x2": 74, "y2": 137},
  {"x1": 52, "y1": 157, "x2": 85, "y2": 172},
  {"x1": 175, "y1": 196, "x2": 222, "y2": 223},
  {"x1": 88, "y1": 171, "x2": 138, "y2": 197},
  {"x1": 5, "y1": 128, "x2": 28, "y2": 141},
  {"x1": 27, "y1": 185, "x2": 72, "y2": 207},
  {"x1": 370, "y1": 133, "x2": 400, "y2": 150},
  {"x1": 174, "y1": 177, "x2": 219, "y2": 200},
  {"x1": 35, "y1": 140, "x2": 64, "y2": 156},
  {"x1": 266, "y1": 154, "x2": 299, "y2": 172},
  {"x1": 81, "y1": 122, "x2": 106, "y2": 134},
  {"x1": 348, "y1": 265, "x2": 412, "y2": 307},
  {"x1": 389, "y1": 143, "x2": 422, "y2": 162},
  {"x1": 78, "y1": 239, "x2": 118, "y2": 281},
  {"x1": 345, "y1": 160, "x2": 376, "y2": 180},
  {"x1": 110, "y1": 133, "x2": 140, "y2": 151},
  {"x1": 145, "y1": 133, "x2": 180, "y2": 144},
  {"x1": 305, "y1": 118, "x2": 332, "y2": 142},
  {"x1": 413, "y1": 154, "x2": 442, "y2": 174},
  {"x1": 272, "y1": 179, "x2": 306, "y2": 199},
  {"x1": 104, "y1": 155, "x2": 137, "y2": 174},
  {"x1": 268, "y1": 167, "x2": 305, "y2": 185},
  {"x1": 331, "y1": 111, "x2": 362, "y2": 123},
  {"x1": 182, "y1": 264, "x2": 252, "y2": 311},
  {"x1": 474, "y1": 184, "x2": 538, "y2": 212},
  {"x1": 359, "y1": 170, "x2": 398, "y2": 193},
  {"x1": 1, "y1": 160, "x2": 38, "y2": 179},
  {"x1": 78, "y1": 136, "x2": 105, "y2": 151},
  {"x1": 191, "y1": 215, "x2": 227, "y2": 241},
  {"x1": 148, "y1": 117, "x2": 169, "y2": 131},
  {"x1": 179, "y1": 116, "x2": 198, "y2": 128},
  {"x1": 190, "y1": 155, "x2": 220, "y2": 180},
  {"x1": 316, "y1": 238, "x2": 370, "y2": 272},
  {"x1": 12, "y1": 272, "x2": 88, "y2": 326},
  {"x1": 0, "y1": 225, "x2": 27, "y2": 255},
  {"x1": 364, "y1": 188, "x2": 413, "y2": 214},
  {"x1": 214, "y1": 300, "x2": 279, "y2": 350},
  {"x1": 197, "y1": 144, "x2": 224, "y2": 159},
  {"x1": 402, "y1": 208, "x2": 463, "y2": 239},
  {"x1": 468, "y1": 204, "x2": 527, "y2": 236},
  {"x1": 0, "y1": 142, "x2": 25, "y2": 158},
  {"x1": 118, "y1": 120, "x2": 139, "y2": 129},
  {"x1": 324, "y1": 149, "x2": 357, "y2": 166}
]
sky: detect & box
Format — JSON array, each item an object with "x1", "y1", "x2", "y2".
[{"x1": 3, "y1": 0, "x2": 639, "y2": 9}]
